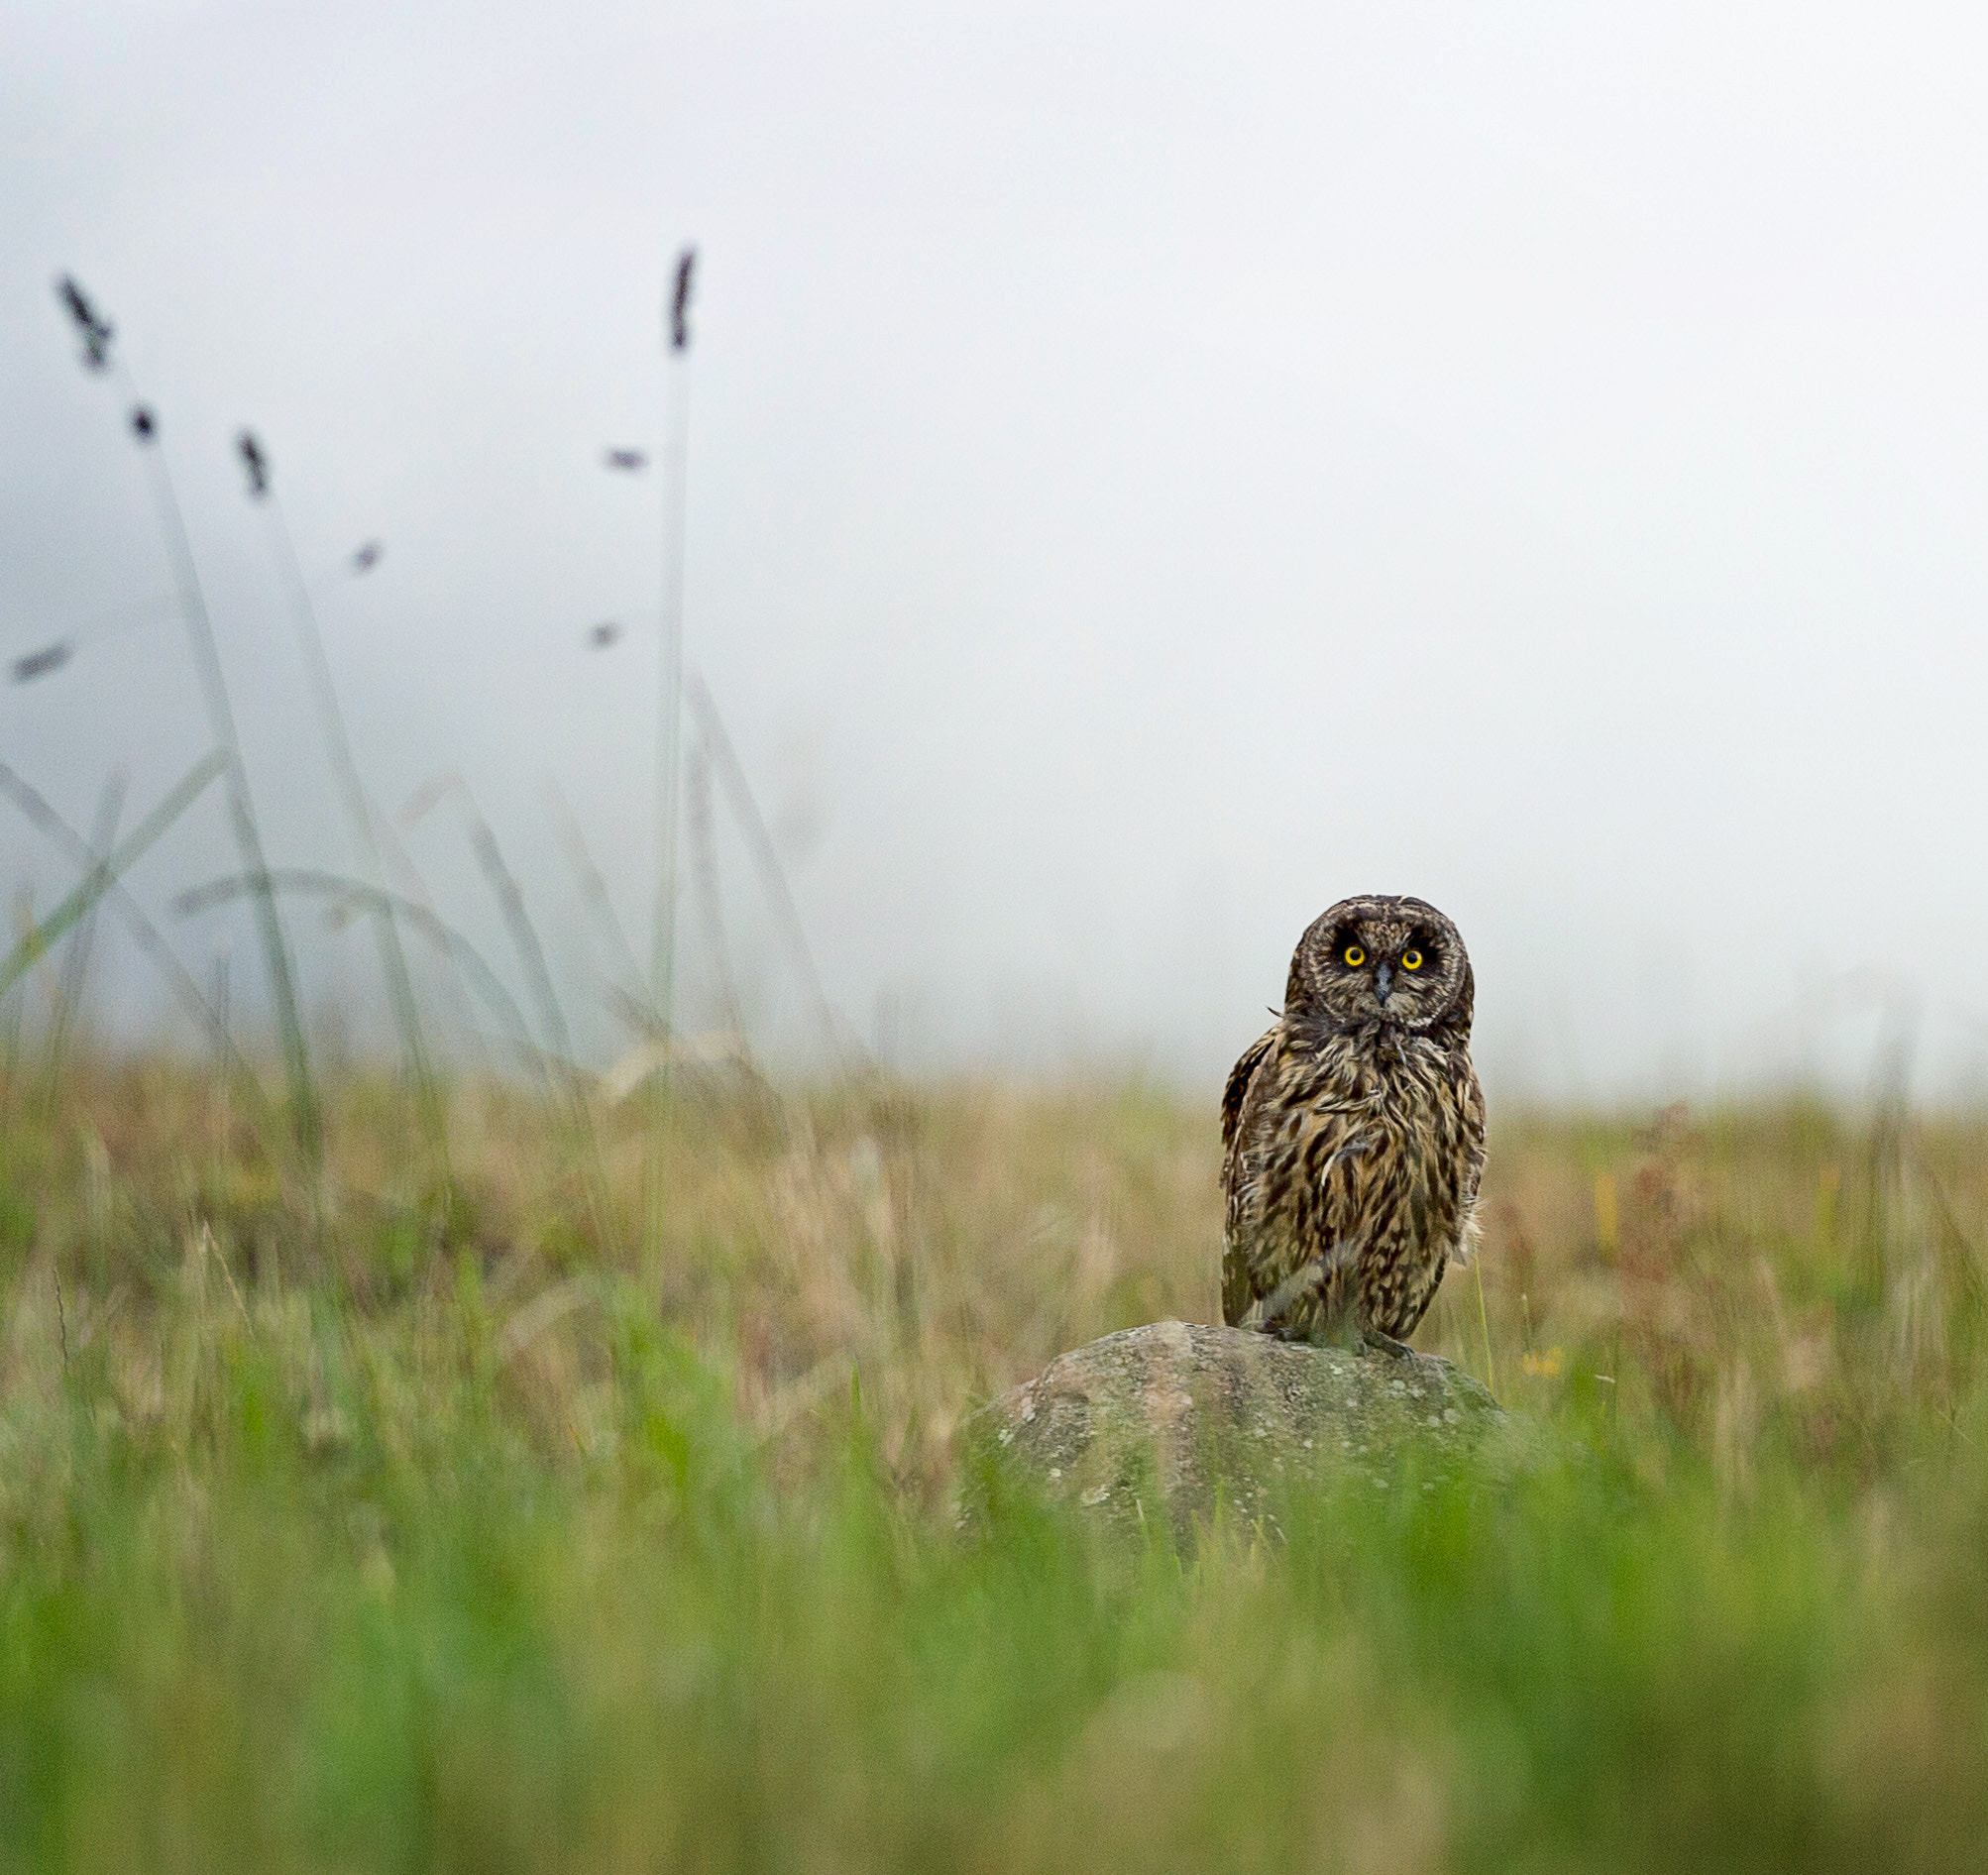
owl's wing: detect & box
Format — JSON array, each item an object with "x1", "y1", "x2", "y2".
[
  {"x1": 1219, "y1": 1029, "x2": 1276, "y2": 1325},
  {"x1": 1221, "y1": 1029, "x2": 1275, "y2": 1157},
  {"x1": 1222, "y1": 1031, "x2": 1375, "y2": 1327},
  {"x1": 1450, "y1": 1061, "x2": 1488, "y2": 1268}
]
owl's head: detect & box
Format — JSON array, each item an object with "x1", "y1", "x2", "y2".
[{"x1": 1285, "y1": 894, "x2": 1474, "y2": 1040}]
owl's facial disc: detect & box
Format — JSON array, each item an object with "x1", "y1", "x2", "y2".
[{"x1": 1287, "y1": 895, "x2": 1471, "y2": 1038}]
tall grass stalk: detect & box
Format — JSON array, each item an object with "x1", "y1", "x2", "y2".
[
  {"x1": 542, "y1": 774, "x2": 652, "y2": 1031},
  {"x1": 687, "y1": 673, "x2": 851, "y2": 1068},
  {"x1": 37, "y1": 771, "x2": 125, "y2": 1121},
  {"x1": 685, "y1": 742, "x2": 747, "y2": 1053},
  {"x1": 406, "y1": 777, "x2": 613, "y2": 1246},
  {"x1": 646, "y1": 248, "x2": 697, "y2": 1267},
  {"x1": 0, "y1": 893, "x2": 29, "y2": 1120},
  {"x1": 120, "y1": 391, "x2": 320, "y2": 1160},
  {"x1": 254, "y1": 468, "x2": 447, "y2": 1190},
  {"x1": 1473, "y1": 1251, "x2": 1497, "y2": 1398},
  {"x1": 405, "y1": 779, "x2": 582, "y2": 1075},
  {"x1": 371, "y1": 803, "x2": 493, "y2": 1077}
]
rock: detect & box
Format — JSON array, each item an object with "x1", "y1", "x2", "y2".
[{"x1": 965, "y1": 1319, "x2": 1506, "y2": 1536}]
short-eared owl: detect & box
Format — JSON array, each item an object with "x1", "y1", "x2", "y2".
[{"x1": 1221, "y1": 895, "x2": 1486, "y2": 1352}]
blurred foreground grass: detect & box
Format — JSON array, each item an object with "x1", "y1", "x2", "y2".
[{"x1": 1, "y1": 1061, "x2": 1986, "y2": 1870}]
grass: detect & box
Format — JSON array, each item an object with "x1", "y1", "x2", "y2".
[
  {"x1": 52, "y1": 277, "x2": 319, "y2": 1155},
  {"x1": 0, "y1": 1062, "x2": 1985, "y2": 1870},
  {"x1": 26, "y1": 261, "x2": 1984, "y2": 1870}
]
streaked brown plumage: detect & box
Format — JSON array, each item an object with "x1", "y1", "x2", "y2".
[{"x1": 1221, "y1": 895, "x2": 1485, "y2": 1351}]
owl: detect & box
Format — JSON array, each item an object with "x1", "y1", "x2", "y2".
[{"x1": 1221, "y1": 895, "x2": 1486, "y2": 1354}]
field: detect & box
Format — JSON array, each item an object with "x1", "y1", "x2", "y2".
[{"x1": 0, "y1": 1057, "x2": 1984, "y2": 1872}]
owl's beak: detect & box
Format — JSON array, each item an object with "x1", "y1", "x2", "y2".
[{"x1": 1374, "y1": 960, "x2": 1394, "y2": 1003}]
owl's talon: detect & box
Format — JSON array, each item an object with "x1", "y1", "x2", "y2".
[{"x1": 1359, "y1": 1328, "x2": 1416, "y2": 1361}]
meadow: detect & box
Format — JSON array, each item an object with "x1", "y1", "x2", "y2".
[
  {"x1": 9, "y1": 273, "x2": 1986, "y2": 1868},
  {"x1": 0, "y1": 1053, "x2": 1984, "y2": 1872}
]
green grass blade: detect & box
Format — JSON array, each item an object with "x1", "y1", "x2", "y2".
[{"x1": 0, "y1": 749, "x2": 226, "y2": 1005}]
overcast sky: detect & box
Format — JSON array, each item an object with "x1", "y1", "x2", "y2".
[{"x1": 5, "y1": 0, "x2": 1988, "y2": 1100}]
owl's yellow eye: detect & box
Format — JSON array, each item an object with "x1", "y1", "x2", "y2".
[
  {"x1": 1342, "y1": 944, "x2": 1366, "y2": 968},
  {"x1": 1402, "y1": 949, "x2": 1423, "y2": 971}
]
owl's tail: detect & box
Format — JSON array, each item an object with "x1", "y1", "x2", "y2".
[{"x1": 1239, "y1": 1235, "x2": 1364, "y2": 1335}]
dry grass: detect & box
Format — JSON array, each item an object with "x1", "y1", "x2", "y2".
[
  {"x1": 3, "y1": 1059, "x2": 1988, "y2": 1870},
  {"x1": 14, "y1": 1065, "x2": 1986, "y2": 1494}
]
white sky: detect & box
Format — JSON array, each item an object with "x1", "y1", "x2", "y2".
[{"x1": 4, "y1": 1, "x2": 1988, "y2": 1100}]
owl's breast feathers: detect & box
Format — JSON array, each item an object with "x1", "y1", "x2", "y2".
[{"x1": 1221, "y1": 1018, "x2": 1486, "y2": 1342}]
